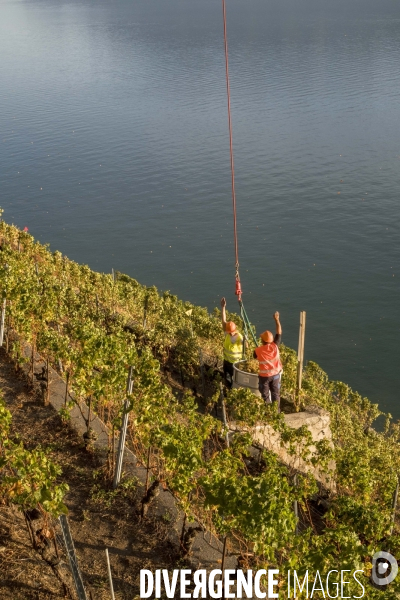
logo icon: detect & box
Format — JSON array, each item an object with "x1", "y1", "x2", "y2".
[{"x1": 372, "y1": 551, "x2": 398, "y2": 586}]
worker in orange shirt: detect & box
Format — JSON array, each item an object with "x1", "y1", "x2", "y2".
[
  {"x1": 220, "y1": 297, "x2": 244, "y2": 389},
  {"x1": 254, "y1": 312, "x2": 283, "y2": 410}
]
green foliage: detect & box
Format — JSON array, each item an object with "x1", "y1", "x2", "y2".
[
  {"x1": 0, "y1": 217, "x2": 399, "y2": 593},
  {"x1": 201, "y1": 449, "x2": 297, "y2": 556},
  {"x1": 0, "y1": 397, "x2": 68, "y2": 516},
  {"x1": 89, "y1": 475, "x2": 139, "y2": 508},
  {"x1": 225, "y1": 386, "x2": 268, "y2": 426}
]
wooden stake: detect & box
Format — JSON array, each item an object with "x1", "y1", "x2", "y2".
[
  {"x1": 105, "y1": 548, "x2": 116, "y2": 600},
  {"x1": 87, "y1": 396, "x2": 92, "y2": 434},
  {"x1": 0, "y1": 297, "x2": 7, "y2": 347},
  {"x1": 293, "y1": 473, "x2": 299, "y2": 535},
  {"x1": 111, "y1": 424, "x2": 115, "y2": 477},
  {"x1": 180, "y1": 513, "x2": 187, "y2": 547},
  {"x1": 296, "y1": 311, "x2": 306, "y2": 396},
  {"x1": 64, "y1": 371, "x2": 70, "y2": 407},
  {"x1": 46, "y1": 359, "x2": 50, "y2": 406},
  {"x1": 52, "y1": 530, "x2": 60, "y2": 559},
  {"x1": 57, "y1": 325, "x2": 63, "y2": 373},
  {"x1": 5, "y1": 313, "x2": 10, "y2": 354},
  {"x1": 31, "y1": 335, "x2": 35, "y2": 386},
  {"x1": 24, "y1": 512, "x2": 36, "y2": 550},
  {"x1": 390, "y1": 476, "x2": 399, "y2": 535},
  {"x1": 198, "y1": 348, "x2": 206, "y2": 399},
  {"x1": 143, "y1": 295, "x2": 149, "y2": 329},
  {"x1": 144, "y1": 447, "x2": 152, "y2": 494},
  {"x1": 221, "y1": 536, "x2": 228, "y2": 599},
  {"x1": 219, "y1": 382, "x2": 229, "y2": 447}
]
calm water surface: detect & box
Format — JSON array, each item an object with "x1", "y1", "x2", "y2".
[{"x1": 1, "y1": 0, "x2": 400, "y2": 416}]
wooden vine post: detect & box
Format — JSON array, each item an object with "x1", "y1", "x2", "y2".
[
  {"x1": 86, "y1": 396, "x2": 92, "y2": 436},
  {"x1": 143, "y1": 295, "x2": 149, "y2": 329},
  {"x1": 296, "y1": 311, "x2": 306, "y2": 399},
  {"x1": 64, "y1": 371, "x2": 70, "y2": 407},
  {"x1": 113, "y1": 366, "x2": 134, "y2": 489},
  {"x1": 180, "y1": 513, "x2": 187, "y2": 548},
  {"x1": 24, "y1": 512, "x2": 36, "y2": 549},
  {"x1": 46, "y1": 358, "x2": 50, "y2": 406},
  {"x1": 221, "y1": 535, "x2": 228, "y2": 600},
  {"x1": 144, "y1": 447, "x2": 152, "y2": 494},
  {"x1": 105, "y1": 548, "x2": 116, "y2": 600},
  {"x1": 390, "y1": 475, "x2": 399, "y2": 535},
  {"x1": 31, "y1": 333, "x2": 36, "y2": 386},
  {"x1": 219, "y1": 382, "x2": 230, "y2": 448},
  {"x1": 0, "y1": 296, "x2": 7, "y2": 347},
  {"x1": 57, "y1": 324, "x2": 63, "y2": 373},
  {"x1": 293, "y1": 473, "x2": 299, "y2": 535},
  {"x1": 111, "y1": 424, "x2": 115, "y2": 476},
  {"x1": 5, "y1": 313, "x2": 9, "y2": 353},
  {"x1": 198, "y1": 348, "x2": 206, "y2": 398}
]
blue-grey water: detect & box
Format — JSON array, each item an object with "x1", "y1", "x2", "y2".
[{"x1": 1, "y1": 0, "x2": 399, "y2": 417}]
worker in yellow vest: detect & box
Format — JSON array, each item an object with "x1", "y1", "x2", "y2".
[
  {"x1": 220, "y1": 297, "x2": 244, "y2": 389},
  {"x1": 254, "y1": 312, "x2": 283, "y2": 410}
]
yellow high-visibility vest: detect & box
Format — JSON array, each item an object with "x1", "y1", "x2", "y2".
[{"x1": 223, "y1": 332, "x2": 243, "y2": 364}]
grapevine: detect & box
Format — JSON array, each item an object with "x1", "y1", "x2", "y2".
[{"x1": 0, "y1": 217, "x2": 399, "y2": 597}]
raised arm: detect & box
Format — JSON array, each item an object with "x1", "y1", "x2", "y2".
[
  {"x1": 274, "y1": 311, "x2": 282, "y2": 336},
  {"x1": 220, "y1": 297, "x2": 227, "y2": 332}
]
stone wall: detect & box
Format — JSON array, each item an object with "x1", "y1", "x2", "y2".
[{"x1": 230, "y1": 405, "x2": 335, "y2": 490}]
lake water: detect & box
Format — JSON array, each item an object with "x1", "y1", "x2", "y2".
[{"x1": 1, "y1": 0, "x2": 400, "y2": 417}]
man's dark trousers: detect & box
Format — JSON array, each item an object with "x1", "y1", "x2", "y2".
[
  {"x1": 259, "y1": 374, "x2": 281, "y2": 411},
  {"x1": 223, "y1": 360, "x2": 234, "y2": 389}
]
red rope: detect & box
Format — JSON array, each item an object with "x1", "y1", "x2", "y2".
[{"x1": 221, "y1": 0, "x2": 241, "y2": 301}]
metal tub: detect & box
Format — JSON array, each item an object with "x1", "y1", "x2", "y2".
[{"x1": 232, "y1": 361, "x2": 261, "y2": 397}]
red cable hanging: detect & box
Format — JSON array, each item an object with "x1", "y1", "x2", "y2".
[{"x1": 221, "y1": 0, "x2": 242, "y2": 302}]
